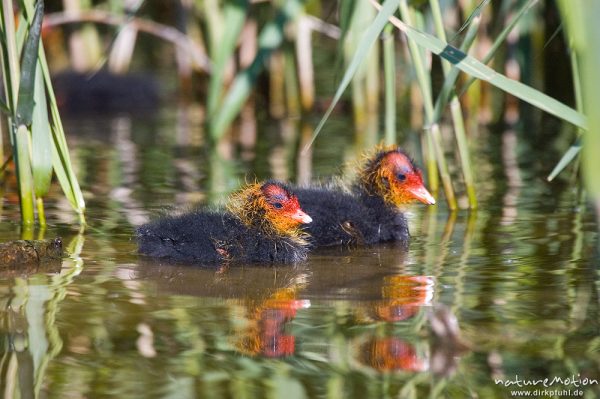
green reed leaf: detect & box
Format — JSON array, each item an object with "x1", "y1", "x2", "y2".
[
  {"x1": 31, "y1": 61, "x2": 53, "y2": 197},
  {"x1": 433, "y1": 3, "x2": 481, "y2": 122},
  {"x1": 449, "y1": 0, "x2": 490, "y2": 43},
  {"x1": 16, "y1": 0, "x2": 43, "y2": 126},
  {"x1": 16, "y1": 125, "x2": 35, "y2": 224},
  {"x1": 0, "y1": 0, "x2": 21, "y2": 111},
  {"x1": 558, "y1": 0, "x2": 600, "y2": 197},
  {"x1": 547, "y1": 140, "x2": 581, "y2": 182},
  {"x1": 21, "y1": 0, "x2": 86, "y2": 222},
  {"x1": 383, "y1": 23, "x2": 396, "y2": 145}
]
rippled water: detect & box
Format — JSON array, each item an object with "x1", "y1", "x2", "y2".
[{"x1": 1, "y1": 110, "x2": 599, "y2": 398}]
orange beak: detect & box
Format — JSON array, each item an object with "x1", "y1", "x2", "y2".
[
  {"x1": 407, "y1": 185, "x2": 436, "y2": 205},
  {"x1": 291, "y1": 209, "x2": 312, "y2": 224}
]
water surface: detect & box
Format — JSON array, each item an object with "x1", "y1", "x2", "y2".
[{"x1": 0, "y1": 110, "x2": 598, "y2": 398}]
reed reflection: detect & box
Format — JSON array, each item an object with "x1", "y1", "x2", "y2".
[{"x1": 0, "y1": 254, "x2": 78, "y2": 399}]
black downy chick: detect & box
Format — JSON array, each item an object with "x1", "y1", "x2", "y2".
[
  {"x1": 295, "y1": 146, "x2": 435, "y2": 248},
  {"x1": 136, "y1": 181, "x2": 312, "y2": 264}
]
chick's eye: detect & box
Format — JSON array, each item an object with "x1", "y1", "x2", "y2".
[
  {"x1": 396, "y1": 173, "x2": 407, "y2": 182},
  {"x1": 273, "y1": 202, "x2": 283, "y2": 209}
]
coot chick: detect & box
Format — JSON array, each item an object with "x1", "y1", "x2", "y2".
[
  {"x1": 296, "y1": 145, "x2": 435, "y2": 247},
  {"x1": 137, "y1": 181, "x2": 312, "y2": 264}
]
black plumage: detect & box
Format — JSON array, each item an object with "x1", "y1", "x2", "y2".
[
  {"x1": 136, "y1": 181, "x2": 311, "y2": 264},
  {"x1": 136, "y1": 212, "x2": 308, "y2": 264},
  {"x1": 295, "y1": 187, "x2": 409, "y2": 248},
  {"x1": 294, "y1": 145, "x2": 434, "y2": 248}
]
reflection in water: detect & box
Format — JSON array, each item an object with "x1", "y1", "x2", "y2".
[
  {"x1": 236, "y1": 287, "x2": 310, "y2": 358},
  {"x1": 358, "y1": 337, "x2": 427, "y2": 372},
  {"x1": 428, "y1": 305, "x2": 470, "y2": 377},
  {"x1": 501, "y1": 128, "x2": 522, "y2": 226},
  {"x1": 111, "y1": 116, "x2": 149, "y2": 227},
  {"x1": 376, "y1": 275, "x2": 433, "y2": 322},
  {"x1": 352, "y1": 275, "x2": 433, "y2": 374},
  {"x1": 0, "y1": 111, "x2": 598, "y2": 398},
  {"x1": 135, "y1": 248, "x2": 441, "y2": 375},
  {"x1": 0, "y1": 235, "x2": 83, "y2": 398}
]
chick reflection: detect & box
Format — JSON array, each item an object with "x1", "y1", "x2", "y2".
[
  {"x1": 354, "y1": 275, "x2": 433, "y2": 373},
  {"x1": 359, "y1": 337, "x2": 427, "y2": 372},
  {"x1": 360, "y1": 275, "x2": 434, "y2": 323},
  {"x1": 137, "y1": 260, "x2": 312, "y2": 357},
  {"x1": 236, "y1": 287, "x2": 309, "y2": 358}
]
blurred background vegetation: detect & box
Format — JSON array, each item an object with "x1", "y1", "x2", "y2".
[{"x1": 1, "y1": 0, "x2": 597, "y2": 221}]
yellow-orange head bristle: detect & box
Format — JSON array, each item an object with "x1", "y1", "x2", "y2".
[
  {"x1": 228, "y1": 181, "x2": 311, "y2": 241},
  {"x1": 358, "y1": 145, "x2": 435, "y2": 206}
]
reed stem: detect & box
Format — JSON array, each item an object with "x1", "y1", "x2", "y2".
[
  {"x1": 429, "y1": 0, "x2": 477, "y2": 209},
  {"x1": 399, "y1": 0, "x2": 456, "y2": 209},
  {"x1": 424, "y1": 132, "x2": 438, "y2": 192},
  {"x1": 36, "y1": 197, "x2": 46, "y2": 226},
  {"x1": 365, "y1": 3, "x2": 379, "y2": 115},
  {"x1": 1, "y1": 0, "x2": 20, "y2": 110},
  {"x1": 383, "y1": 24, "x2": 396, "y2": 145},
  {"x1": 269, "y1": 50, "x2": 286, "y2": 118},
  {"x1": 284, "y1": 48, "x2": 301, "y2": 117},
  {"x1": 16, "y1": 126, "x2": 35, "y2": 224},
  {"x1": 432, "y1": 11, "x2": 480, "y2": 122},
  {"x1": 296, "y1": 16, "x2": 314, "y2": 111},
  {"x1": 546, "y1": 50, "x2": 585, "y2": 182},
  {"x1": 22, "y1": 0, "x2": 87, "y2": 224}
]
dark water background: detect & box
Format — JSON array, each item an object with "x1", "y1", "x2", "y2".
[{"x1": 0, "y1": 109, "x2": 599, "y2": 398}]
